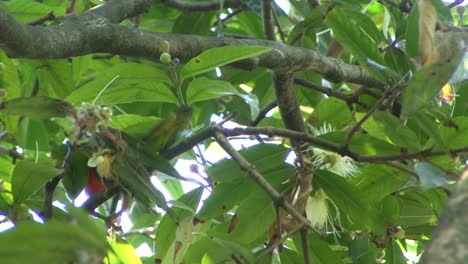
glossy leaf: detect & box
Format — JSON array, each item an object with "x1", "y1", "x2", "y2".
[{"x1": 180, "y1": 46, "x2": 272, "y2": 80}]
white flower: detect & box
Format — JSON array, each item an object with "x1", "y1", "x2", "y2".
[
  {"x1": 305, "y1": 189, "x2": 341, "y2": 232},
  {"x1": 313, "y1": 149, "x2": 359, "y2": 178},
  {"x1": 309, "y1": 123, "x2": 359, "y2": 178}
]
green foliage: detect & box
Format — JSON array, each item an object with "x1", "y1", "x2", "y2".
[{"x1": 0, "y1": 0, "x2": 466, "y2": 263}]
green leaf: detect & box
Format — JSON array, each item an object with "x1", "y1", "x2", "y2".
[
  {"x1": 358, "y1": 111, "x2": 420, "y2": 152},
  {"x1": 0, "y1": 219, "x2": 108, "y2": 264},
  {"x1": 62, "y1": 151, "x2": 90, "y2": 199},
  {"x1": 155, "y1": 188, "x2": 204, "y2": 260},
  {"x1": 72, "y1": 55, "x2": 92, "y2": 85},
  {"x1": 199, "y1": 166, "x2": 292, "y2": 221},
  {"x1": 349, "y1": 238, "x2": 377, "y2": 264},
  {"x1": 324, "y1": 7, "x2": 387, "y2": 80},
  {"x1": 414, "y1": 161, "x2": 454, "y2": 189},
  {"x1": 180, "y1": 46, "x2": 272, "y2": 80},
  {"x1": 385, "y1": 238, "x2": 406, "y2": 264},
  {"x1": 186, "y1": 77, "x2": 259, "y2": 119},
  {"x1": 36, "y1": 60, "x2": 74, "y2": 98},
  {"x1": 308, "y1": 98, "x2": 353, "y2": 129},
  {"x1": 0, "y1": 96, "x2": 77, "y2": 119},
  {"x1": 207, "y1": 144, "x2": 290, "y2": 183},
  {"x1": 154, "y1": 174, "x2": 184, "y2": 200},
  {"x1": 66, "y1": 63, "x2": 177, "y2": 105},
  {"x1": 316, "y1": 170, "x2": 385, "y2": 233},
  {"x1": 16, "y1": 118, "x2": 50, "y2": 152},
  {"x1": 223, "y1": 190, "x2": 275, "y2": 244},
  {"x1": 352, "y1": 164, "x2": 410, "y2": 205},
  {"x1": 405, "y1": 6, "x2": 419, "y2": 58},
  {"x1": 293, "y1": 233, "x2": 344, "y2": 264},
  {"x1": 12, "y1": 159, "x2": 63, "y2": 205},
  {"x1": 0, "y1": 51, "x2": 21, "y2": 135},
  {"x1": 401, "y1": 32, "x2": 465, "y2": 118},
  {"x1": 109, "y1": 114, "x2": 162, "y2": 138},
  {"x1": 319, "y1": 131, "x2": 401, "y2": 156},
  {"x1": 106, "y1": 239, "x2": 142, "y2": 264},
  {"x1": 0, "y1": 0, "x2": 65, "y2": 22},
  {"x1": 381, "y1": 195, "x2": 400, "y2": 225},
  {"x1": 413, "y1": 112, "x2": 445, "y2": 147},
  {"x1": 438, "y1": 116, "x2": 468, "y2": 149}
]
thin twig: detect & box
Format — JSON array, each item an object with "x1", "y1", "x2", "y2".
[
  {"x1": 258, "y1": 223, "x2": 305, "y2": 259},
  {"x1": 66, "y1": 0, "x2": 77, "y2": 14},
  {"x1": 213, "y1": 128, "x2": 320, "y2": 235},
  {"x1": 250, "y1": 100, "x2": 277, "y2": 126},
  {"x1": 27, "y1": 11, "x2": 56, "y2": 26},
  {"x1": 343, "y1": 81, "x2": 405, "y2": 147},
  {"x1": 448, "y1": 0, "x2": 464, "y2": 8}
]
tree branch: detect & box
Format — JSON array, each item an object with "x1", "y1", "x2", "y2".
[
  {"x1": 163, "y1": 125, "x2": 468, "y2": 165},
  {"x1": 213, "y1": 128, "x2": 319, "y2": 234},
  {"x1": 163, "y1": 0, "x2": 244, "y2": 11},
  {"x1": 0, "y1": 5, "x2": 384, "y2": 88},
  {"x1": 419, "y1": 168, "x2": 468, "y2": 264},
  {"x1": 262, "y1": 0, "x2": 276, "y2": 40}
]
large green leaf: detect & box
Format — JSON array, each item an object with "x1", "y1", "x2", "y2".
[
  {"x1": 36, "y1": 60, "x2": 74, "y2": 98},
  {"x1": 155, "y1": 188, "x2": 204, "y2": 261},
  {"x1": 198, "y1": 167, "x2": 293, "y2": 221},
  {"x1": 385, "y1": 238, "x2": 406, "y2": 264},
  {"x1": 293, "y1": 232, "x2": 344, "y2": 264},
  {"x1": 438, "y1": 116, "x2": 468, "y2": 149},
  {"x1": 324, "y1": 7, "x2": 387, "y2": 80},
  {"x1": 62, "y1": 151, "x2": 90, "y2": 199},
  {"x1": 0, "y1": 0, "x2": 65, "y2": 22},
  {"x1": 0, "y1": 96, "x2": 77, "y2": 119},
  {"x1": 401, "y1": 32, "x2": 465, "y2": 117},
  {"x1": 0, "y1": 51, "x2": 21, "y2": 135},
  {"x1": 186, "y1": 77, "x2": 259, "y2": 119},
  {"x1": 308, "y1": 97, "x2": 353, "y2": 129},
  {"x1": 351, "y1": 164, "x2": 410, "y2": 205},
  {"x1": 0, "y1": 217, "x2": 108, "y2": 264},
  {"x1": 315, "y1": 170, "x2": 385, "y2": 234},
  {"x1": 11, "y1": 159, "x2": 63, "y2": 205},
  {"x1": 66, "y1": 63, "x2": 177, "y2": 105},
  {"x1": 180, "y1": 46, "x2": 272, "y2": 80},
  {"x1": 358, "y1": 111, "x2": 420, "y2": 152},
  {"x1": 349, "y1": 238, "x2": 378, "y2": 264}
]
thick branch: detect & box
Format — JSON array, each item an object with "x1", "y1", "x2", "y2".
[
  {"x1": 0, "y1": 7, "x2": 384, "y2": 88},
  {"x1": 163, "y1": 0, "x2": 243, "y2": 11},
  {"x1": 273, "y1": 72, "x2": 306, "y2": 135},
  {"x1": 262, "y1": 0, "x2": 276, "y2": 40},
  {"x1": 419, "y1": 168, "x2": 468, "y2": 264}
]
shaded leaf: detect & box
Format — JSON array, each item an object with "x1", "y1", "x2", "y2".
[
  {"x1": 12, "y1": 159, "x2": 63, "y2": 205},
  {"x1": 0, "y1": 96, "x2": 77, "y2": 119}
]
